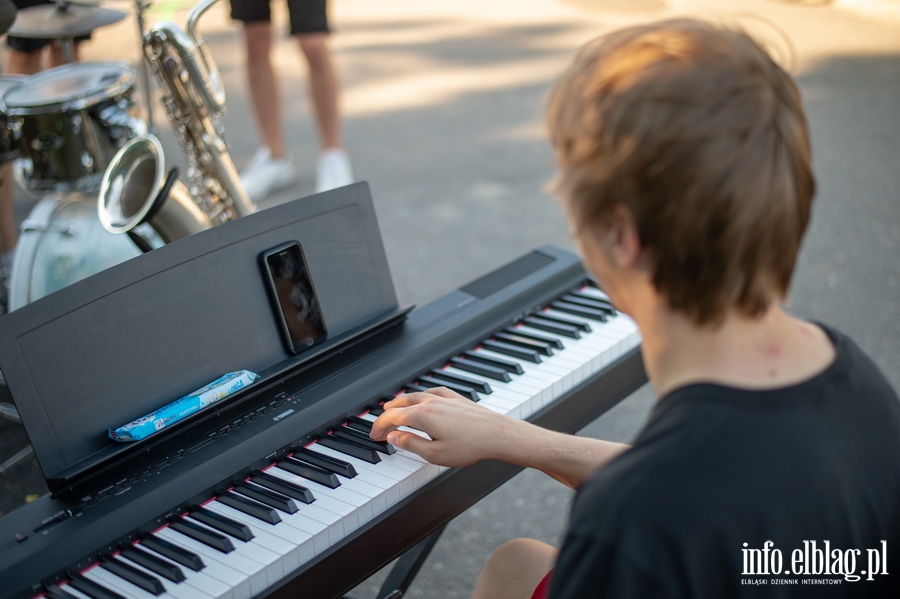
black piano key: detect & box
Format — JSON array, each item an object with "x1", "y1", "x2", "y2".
[
  {"x1": 563, "y1": 292, "x2": 617, "y2": 314},
  {"x1": 524, "y1": 316, "x2": 582, "y2": 338},
  {"x1": 139, "y1": 535, "x2": 205, "y2": 572},
  {"x1": 232, "y1": 480, "x2": 299, "y2": 514},
  {"x1": 417, "y1": 375, "x2": 481, "y2": 401},
  {"x1": 120, "y1": 545, "x2": 186, "y2": 583},
  {"x1": 167, "y1": 518, "x2": 234, "y2": 553},
  {"x1": 254, "y1": 468, "x2": 320, "y2": 500},
  {"x1": 493, "y1": 332, "x2": 554, "y2": 356},
  {"x1": 316, "y1": 435, "x2": 381, "y2": 464},
  {"x1": 276, "y1": 458, "x2": 341, "y2": 489},
  {"x1": 404, "y1": 383, "x2": 429, "y2": 393},
  {"x1": 291, "y1": 446, "x2": 357, "y2": 478},
  {"x1": 67, "y1": 572, "x2": 126, "y2": 599},
  {"x1": 462, "y1": 350, "x2": 524, "y2": 374},
  {"x1": 188, "y1": 505, "x2": 255, "y2": 541},
  {"x1": 481, "y1": 339, "x2": 542, "y2": 363},
  {"x1": 345, "y1": 415, "x2": 374, "y2": 433},
  {"x1": 44, "y1": 585, "x2": 79, "y2": 599},
  {"x1": 100, "y1": 556, "x2": 166, "y2": 596},
  {"x1": 506, "y1": 332, "x2": 566, "y2": 349},
  {"x1": 217, "y1": 491, "x2": 282, "y2": 524},
  {"x1": 533, "y1": 311, "x2": 591, "y2": 332},
  {"x1": 450, "y1": 357, "x2": 511, "y2": 382},
  {"x1": 370, "y1": 398, "x2": 394, "y2": 415},
  {"x1": 428, "y1": 370, "x2": 492, "y2": 394},
  {"x1": 551, "y1": 301, "x2": 608, "y2": 322},
  {"x1": 332, "y1": 426, "x2": 397, "y2": 454}
]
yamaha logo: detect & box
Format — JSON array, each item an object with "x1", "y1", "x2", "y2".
[{"x1": 272, "y1": 409, "x2": 295, "y2": 422}]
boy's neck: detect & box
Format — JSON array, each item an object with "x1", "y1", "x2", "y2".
[{"x1": 635, "y1": 302, "x2": 836, "y2": 398}]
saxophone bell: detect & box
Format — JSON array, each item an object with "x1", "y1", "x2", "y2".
[{"x1": 98, "y1": 134, "x2": 213, "y2": 243}]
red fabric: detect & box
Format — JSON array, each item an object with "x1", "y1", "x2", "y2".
[{"x1": 531, "y1": 570, "x2": 554, "y2": 599}]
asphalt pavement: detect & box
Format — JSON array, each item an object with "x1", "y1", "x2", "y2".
[{"x1": 1, "y1": 0, "x2": 899, "y2": 596}]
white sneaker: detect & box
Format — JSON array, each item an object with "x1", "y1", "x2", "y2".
[
  {"x1": 315, "y1": 148, "x2": 354, "y2": 193},
  {"x1": 240, "y1": 147, "x2": 299, "y2": 203}
]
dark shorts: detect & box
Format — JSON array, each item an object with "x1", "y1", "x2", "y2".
[
  {"x1": 6, "y1": 0, "x2": 91, "y2": 53},
  {"x1": 230, "y1": 0, "x2": 328, "y2": 36}
]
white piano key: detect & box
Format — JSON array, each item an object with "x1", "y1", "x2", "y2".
[
  {"x1": 576, "y1": 286, "x2": 611, "y2": 300},
  {"x1": 276, "y1": 459, "x2": 389, "y2": 515},
  {"x1": 156, "y1": 528, "x2": 267, "y2": 597},
  {"x1": 83, "y1": 564, "x2": 175, "y2": 599},
  {"x1": 202, "y1": 500, "x2": 314, "y2": 564},
  {"x1": 292, "y1": 445, "x2": 401, "y2": 493},
  {"x1": 188, "y1": 516, "x2": 285, "y2": 583},
  {"x1": 114, "y1": 555, "x2": 214, "y2": 599},
  {"x1": 117, "y1": 553, "x2": 220, "y2": 599},
  {"x1": 135, "y1": 543, "x2": 237, "y2": 599},
  {"x1": 57, "y1": 583, "x2": 94, "y2": 599},
  {"x1": 185, "y1": 513, "x2": 298, "y2": 576},
  {"x1": 311, "y1": 444, "x2": 415, "y2": 499},
  {"x1": 470, "y1": 349, "x2": 555, "y2": 388},
  {"x1": 477, "y1": 394, "x2": 521, "y2": 418},
  {"x1": 438, "y1": 366, "x2": 535, "y2": 411},
  {"x1": 268, "y1": 467, "x2": 371, "y2": 534},
  {"x1": 309, "y1": 443, "x2": 411, "y2": 482}
]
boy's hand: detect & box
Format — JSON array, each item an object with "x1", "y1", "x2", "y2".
[{"x1": 369, "y1": 387, "x2": 518, "y2": 467}]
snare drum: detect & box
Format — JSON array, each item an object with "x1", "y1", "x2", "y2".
[
  {"x1": 7, "y1": 193, "x2": 141, "y2": 311},
  {"x1": 3, "y1": 61, "x2": 145, "y2": 193},
  {"x1": 0, "y1": 75, "x2": 28, "y2": 164}
]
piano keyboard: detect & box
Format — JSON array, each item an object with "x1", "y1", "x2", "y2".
[{"x1": 33, "y1": 284, "x2": 640, "y2": 599}]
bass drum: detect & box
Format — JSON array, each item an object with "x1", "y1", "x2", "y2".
[{"x1": 8, "y1": 193, "x2": 142, "y2": 311}]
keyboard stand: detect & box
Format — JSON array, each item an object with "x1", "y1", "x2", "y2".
[{"x1": 343, "y1": 524, "x2": 447, "y2": 599}]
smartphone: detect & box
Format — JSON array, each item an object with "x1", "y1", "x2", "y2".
[{"x1": 260, "y1": 242, "x2": 328, "y2": 355}]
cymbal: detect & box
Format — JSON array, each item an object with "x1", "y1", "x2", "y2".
[
  {"x1": 8, "y1": 3, "x2": 126, "y2": 39},
  {"x1": 0, "y1": 0, "x2": 16, "y2": 36}
]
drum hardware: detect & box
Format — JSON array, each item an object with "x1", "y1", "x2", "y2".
[
  {"x1": 19, "y1": 219, "x2": 78, "y2": 236},
  {"x1": 133, "y1": 0, "x2": 156, "y2": 133}
]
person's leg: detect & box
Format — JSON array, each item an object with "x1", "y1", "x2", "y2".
[
  {"x1": 292, "y1": 6, "x2": 352, "y2": 192},
  {"x1": 296, "y1": 32, "x2": 340, "y2": 150},
  {"x1": 243, "y1": 22, "x2": 286, "y2": 158},
  {"x1": 5, "y1": 47, "x2": 42, "y2": 75},
  {"x1": 471, "y1": 538, "x2": 557, "y2": 599},
  {"x1": 0, "y1": 163, "x2": 15, "y2": 256}
]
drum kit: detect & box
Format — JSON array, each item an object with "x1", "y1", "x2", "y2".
[
  {"x1": 0, "y1": 0, "x2": 251, "y2": 314},
  {"x1": 0, "y1": 1, "x2": 142, "y2": 313}
]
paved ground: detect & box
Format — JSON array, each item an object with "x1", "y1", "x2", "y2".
[{"x1": 1, "y1": 0, "x2": 899, "y2": 596}]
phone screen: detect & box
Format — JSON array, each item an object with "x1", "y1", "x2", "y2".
[{"x1": 263, "y1": 243, "x2": 327, "y2": 354}]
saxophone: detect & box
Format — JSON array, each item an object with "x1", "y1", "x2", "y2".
[{"x1": 98, "y1": 0, "x2": 255, "y2": 244}]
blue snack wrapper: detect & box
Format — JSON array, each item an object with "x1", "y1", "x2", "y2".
[{"x1": 109, "y1": 370, "x2": 260, "y2": 442}]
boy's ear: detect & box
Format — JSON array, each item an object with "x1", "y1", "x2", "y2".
[{"x1": 605, "y1": 205, "x2": 644, "y2": 270}]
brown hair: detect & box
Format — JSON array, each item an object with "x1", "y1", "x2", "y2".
[{"x1": 547, "y1": 19, "x2": 815, "y2": 325}]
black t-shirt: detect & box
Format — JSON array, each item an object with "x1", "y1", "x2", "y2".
[{"x1": 551, "y1": 326, "x2": 900, "y2": 598}]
